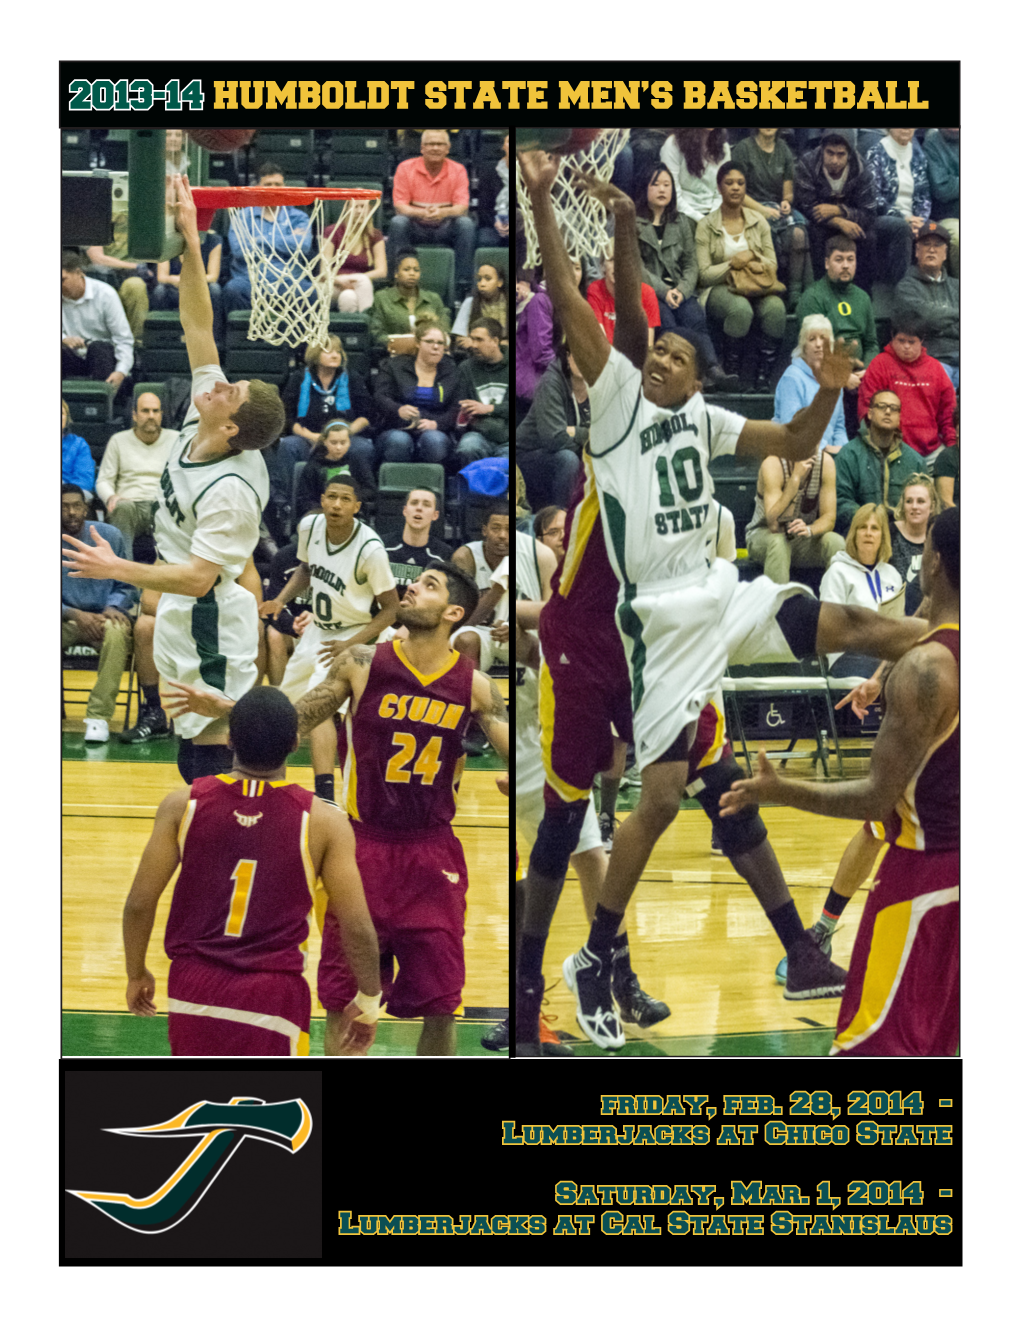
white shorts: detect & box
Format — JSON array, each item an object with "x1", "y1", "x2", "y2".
[
  {"x1": 515, "y1": 731, "x2": 602, "y2": 854},
  {"x1": 451, "y1": 624, "x2": 510, "y2": 673},
  {"x1": 154, "y1": 583, "x2": 258, "y2": 740},
  {"x1": 279, "y1": 621, "x2": 367, "y2": 708},
  {"x1": 618, "y1": 559, "x2": 810, "y2": 772}
]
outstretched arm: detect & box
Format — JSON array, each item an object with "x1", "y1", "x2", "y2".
[
  {"x1": 518, "y1": 150, "x2": 609, "y2": 387},
  {"x1": 720, "y1": 643, "x2": 957, "y2": 822},
  {"x1": 122, "y1": 788, "x2": 190, "y2": 1014},
  {"x1": 172, "y1": 174, "x2": 219, "y2": 370},
  {"x1": 737, "y1": 338, "x2": 853, "y2": 462},
  {"x1": 573, "y1": 171, "x2": 647, "y2": 372}
]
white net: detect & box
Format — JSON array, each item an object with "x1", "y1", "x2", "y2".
[
  {"x1": 517, "y1": 129, "x2": 631, "y2": 269},
  {"x1": 228, "y1": 195, "x2": 381, "y2": 348}
]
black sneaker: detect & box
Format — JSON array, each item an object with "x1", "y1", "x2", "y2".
[
  {"x1": 613, "y1": 971, "x2": 671, "y2": 1027},
  {"x1": 784, "y1": 930, "x2": 847, "y2": 1000},
  {"x1": 562, "y1": 947, "x2": 625, "y2": 1049},
  {"x1": 481, "y1": 1018, "x2": 508, "y2": 1051},
  {"x1": 599, "y1": 812, "x2": 618, "y2": 853},
  {"x1": 117, "y1": 705, "x2": 171, "y2": 743},
  {"x1": 710, "y1": 829, "x2": 724, "y2": 855}
]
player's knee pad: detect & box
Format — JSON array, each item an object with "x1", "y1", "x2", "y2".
[
  {"x1": 690, "y1": 757, "x2": 767, "y2": 857},
  {"x1": 776, "y1": 593, "x2": 821, "y2": 660},
  {"x1": 530, "y1": 798, "x2": 590, "y2": 879}
]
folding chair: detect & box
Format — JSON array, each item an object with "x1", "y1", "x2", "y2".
[{"x1": 722, "y1": 655, "x2": 844, "y2": 779}]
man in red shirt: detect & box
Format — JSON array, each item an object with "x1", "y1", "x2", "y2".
[
  {"x1": 857, "y1": 314, "x2": 957, "y2": 469},
  {"x1": 585, "y1": 247, "x2": 661, "y2": 349},
  {"x1": 389, "y1": 129, "x2": 476, "y2": 299}
]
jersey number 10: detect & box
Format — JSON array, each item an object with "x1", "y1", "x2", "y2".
[{"x1": 655, "y1": 446, "x2": 704, "y2": 508}]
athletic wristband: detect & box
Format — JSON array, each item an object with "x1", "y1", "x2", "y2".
[{"x1": 353, "y1": 991, "x2": 382, "y2": 1023}]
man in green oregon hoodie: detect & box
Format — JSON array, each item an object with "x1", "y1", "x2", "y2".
[
  {"x1": 796, "y1": 234, "x2": 879, "y2": 438},
  {"x1": 834, "y1": 389, "x2": 927, "y2": 535},
  {"x1": 455, "y1": 317, "x2": 509, "y2": 466}
]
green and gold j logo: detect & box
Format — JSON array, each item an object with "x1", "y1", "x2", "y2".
[{"x1": 66, "y1": 1096, "x2": 312, "y2": 1234}]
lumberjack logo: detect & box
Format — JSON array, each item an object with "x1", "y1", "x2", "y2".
[{"x1": 66, "y1": 1096, "x2": 312, "y2": 1234}]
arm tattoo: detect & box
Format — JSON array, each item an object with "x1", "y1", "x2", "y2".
[
  {"x1": 297, "y1": 646, "x2": 373, "y2": 736},
  {"x1": 296, "y1": 680, "x2": 344, "y2": 737},
  {"x1": 477, "y1": 676, "x2": 508, "y2": 733}
]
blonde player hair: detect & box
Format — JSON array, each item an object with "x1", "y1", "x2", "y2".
[{"x1": 846, "y1": 503, "x2": 892, "y2": 565}]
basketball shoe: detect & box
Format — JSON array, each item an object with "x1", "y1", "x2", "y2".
[
  {"x1": 515, "y1": 970, "x2": 545, "y2": 1054},
  {"x1": 481, "y1": 1018, "x2": 508, "y2": 1051},
  {"x1": 599, "y1": 812, "x2": 618, "y2": 853},
  {"x1": 612, "y1": 968, "x2": 671, "y2": 1028},
  {"x1": 563, "y1": 947, "x2": 625, "y2": 1050},
  {"x1": 783, "y1": 926, "x2": 846, "y2": 1000},
  {"x1": 118, "y1": 705, "x2": 171, "y2": 743},
  {"x1": 775, "y1": 918, "x2": 835, "y2": 985}
]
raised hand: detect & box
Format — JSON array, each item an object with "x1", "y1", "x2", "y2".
[
  {"x1": 570, "y1": 167, "x2": 634, "y2": 214},
  {"x1": 813, "y1": 336, "x2": 853, "y2": 391},
  {"x1": 171, "y1": 173, "x2": 201, "y2": 245},
  {"x1": 517, "y1": 149, "x2": 562, "y2": 195}
]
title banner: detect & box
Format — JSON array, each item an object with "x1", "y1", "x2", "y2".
[{"x1": 59, "y1": 61, "x2": 958, "y2": 127}]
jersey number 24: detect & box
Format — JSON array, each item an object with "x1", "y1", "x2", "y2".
[{"x1": 385, "y1": 732, "x2": 442, "y2": 786}]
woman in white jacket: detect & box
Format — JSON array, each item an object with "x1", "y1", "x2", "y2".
[{"x1": 820, "y1": 503, "x2": 903, "y2": 677}]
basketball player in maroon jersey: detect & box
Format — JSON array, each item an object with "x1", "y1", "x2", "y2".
[
  {"x1": 721, "y1": 508, "x2": 960, "y2": 1055},
  {"x1": 123, "y1": 686, "x2": 381, "y2": 1056},
  {"x1": 166, "y1": 562, "x2": 510, "y2": 1057}
]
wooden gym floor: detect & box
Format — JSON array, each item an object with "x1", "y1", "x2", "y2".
[
  {"x1": 519, "y1": 743, "x2": 883, "y2": 1057},
  {"x1": 61, "y1": 669, "x2": 510, "y2": 1057}
]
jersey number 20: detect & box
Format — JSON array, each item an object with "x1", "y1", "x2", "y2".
[
  {"x1": 655, "y1": 446, "x2": 704, "y2": 508},
  {"x1": 385, "y1": 732, "x2": 442, "y2": 786}
]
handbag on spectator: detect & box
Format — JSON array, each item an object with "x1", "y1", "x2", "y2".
[{"x1": 726, "y1": 264, "x2": 785, "y2": 298}]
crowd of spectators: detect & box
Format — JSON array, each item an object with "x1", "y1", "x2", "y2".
[
  {"x1": 515, "y1": 126, "x2": 959, "y2": 587},
  {"x1": 62, "y1": 128, "x2": 512, "y2": 744}
]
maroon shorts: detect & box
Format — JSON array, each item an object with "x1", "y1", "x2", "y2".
[
  {"x1": 688, "y1": 698, "x2": 731, "y2": 771},
  {"x1": 318, "y1": 826, "x2": 467, "y2": 1018},
  {"x1": 167, "y1": 956, "x2": 311, "y2": 1056},
  {"x1": 538, "y1": 609, "x2": 633, "y2": 808},
  {"x1": 832, "y1": 845, "x2": 960, "y2": 1057}
]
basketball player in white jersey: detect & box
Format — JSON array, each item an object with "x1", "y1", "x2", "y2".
[
  {"x1": 63, "y1": 174, "x2": 286, "y2": 784},
  {"x1": 260, "y1": 475, "x2": 398, "y2": 800},
  {"x1": 451, "y1": 502, "x2": 511, "y2": 673},
  {"x1": 520, "y1": 151, "x2": 928, "y2": 1048}
]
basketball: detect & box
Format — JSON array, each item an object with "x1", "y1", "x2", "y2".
[
  {"x1": 562, "y1": 128, "x2": 603, "y2": 155},
  {"x1": 515, "y1": 128, "x2": 576, "y2": 153},
  {"x1": 186, "y1": 128, "x2": 257, "y2": 153}
]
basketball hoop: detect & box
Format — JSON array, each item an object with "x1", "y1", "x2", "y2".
[
  {"x1": 516, "y1": 130, "x2": 631, "y2": 269},
  {"x1": 191, "y1": 186, "x2": 381, "y2": 348}
]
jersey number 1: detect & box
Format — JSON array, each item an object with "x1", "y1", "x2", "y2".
[
  {"x1": 385, "y1": 732, "x2": 442, "y2": 786},
  {"x1": 225, "y1": 859, "x2": 257, "y2": 937},
  {"x1": 655, "y1": 446, "x2": 704, "y2": 508}
]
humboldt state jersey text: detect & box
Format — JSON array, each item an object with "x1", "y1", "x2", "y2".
[
  {"x1": 309, "y1": 562, "x2": 348, "y2": 594},
  {"x1": 640, "y1": 411, "x2": 700, "y2": 454},
  {"x1": 160, "y1": 465, "x2": 186, "y2": 525}
]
